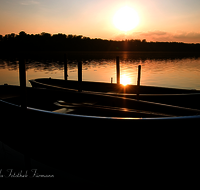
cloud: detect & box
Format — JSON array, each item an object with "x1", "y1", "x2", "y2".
[
  {"x1": 113, "y1": 30, "x2": 200, "y2": 43},
  {"x1": 173, "y1": 32, "x2": 200, "y2": 41},
  {"x1": 20, "y1": 0, "x2": 40, "y2": 6}
]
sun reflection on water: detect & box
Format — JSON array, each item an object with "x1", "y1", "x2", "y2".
[{"x1": 120, "y1": 75, "x2": 132, "y2": 86}]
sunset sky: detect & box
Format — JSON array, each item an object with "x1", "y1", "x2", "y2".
[{"x1": 0, "y1": 0, "x2": 200, "y2": 43}]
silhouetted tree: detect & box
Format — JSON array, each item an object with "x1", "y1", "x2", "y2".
[
  {"x1": 67, "y1": 34, "x2": 73, "y2": 39},
  {"x1": 142, "y1": 39, "x2": 147, "y2": 43},
  {"x1": 0, "y1": 31, "x2": 200, "y2": 53},
  {"x1": 41, "y1": 32, "x2": 51, "y2": 38},
  {"x1": 19, "y1": 31, "x2": 27, "y2": 36},
  {"x1": 52, "y1": 33, "x2": 66, "y2": 39}
]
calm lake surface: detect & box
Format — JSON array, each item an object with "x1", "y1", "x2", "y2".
[{"x1": 0, "y1": 52, "x2": 200, "y2": 90}]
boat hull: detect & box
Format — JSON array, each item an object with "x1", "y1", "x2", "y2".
[
  {"x1": 29, "y1": 78, "x2": 200, "y2": 109},
  {"x1": 1, "y1": 85, "x2": 200, "y2": 186}
]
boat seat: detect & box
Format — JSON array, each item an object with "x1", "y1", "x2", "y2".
[{"x1": 53, "y1": 108, "x2": 74, "y2": 114}]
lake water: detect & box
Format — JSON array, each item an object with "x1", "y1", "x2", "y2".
[{"x1": 1, "y1": 52, "x2": 200, "y2": 90}]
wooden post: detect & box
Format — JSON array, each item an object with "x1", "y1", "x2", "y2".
[
  {"x1": 19, "y1": 58, "x2": 31, "y2": 170},
  {"x1": 64, "y1": 54, "x2": 68, "y2": 81},
  {"x1": 19, "y1": 58, "x2": 27, "y2": 110},
  {"x1": 78, "y1": 61, "x2": 82, "y2": 92},
  {"x1": 137, "y1": 65, "x2": 141, "y2": 100},
  {"x1": 116, "y1": 56, "x2": 120, "y2": 84}
]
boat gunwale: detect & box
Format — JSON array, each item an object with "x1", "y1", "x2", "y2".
[
  {"x1": 30, "y1": 78, "x2": 200, "y2": 97},
  {"x1": 1, "y1": 87, "x2": 200, "y2": 121},
  {"x1": 28, "y1": 81, "x2": 200, "y2": 113}
]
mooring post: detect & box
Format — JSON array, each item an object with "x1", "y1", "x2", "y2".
[
  {"x1": 78, "y1": 61, "x2": 82, "y2": 92},
  {"x1": 116, "y1": 56, "x2": 120, "y2": 84},
  {"x1": 19, "y1": 58, "x2": 31, "y2": 170},
  {"x1": 64, "y1": 53, "x2": 68, "y2": 81},
  {"x1": 19, "y1": 58, "x2": 27, "y2": 110},
  {"x1": 137, "y1": 65, "x2": 141, "y2": 100}
]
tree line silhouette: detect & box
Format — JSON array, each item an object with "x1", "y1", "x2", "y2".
[{"x1": 0, "y1": 31, "x2": 200, "y2": 52}]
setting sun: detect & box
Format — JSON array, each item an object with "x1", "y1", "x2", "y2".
[{"x1": 113, "y1": 6, "x2": 139, "y2": 32}]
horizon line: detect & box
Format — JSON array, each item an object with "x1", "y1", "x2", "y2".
[{"x1": 1, "y1": 31, "x2": 200, "y2": 45}]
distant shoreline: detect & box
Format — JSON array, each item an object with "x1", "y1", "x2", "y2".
[
  {"x1": 1, "y1": 32, "x2": 200, "y2": 53},
  {"x1": 1, "y1": 50, "x2": 200, "y2": 60}
]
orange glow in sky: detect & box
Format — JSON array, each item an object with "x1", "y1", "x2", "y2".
[{"x1": 0, "y1": 0, "x2": 200, "y2": 43}]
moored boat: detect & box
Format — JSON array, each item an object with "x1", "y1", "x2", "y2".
[
  {"x1": 2, "y1": 84, "x2": 200, "y2": 120},
  {"x1": 30, "y1": 78, "x2": 200, "y2": 109},
  {"x1": 1, "y1": 84, "x2": 200, "y2": 186}
]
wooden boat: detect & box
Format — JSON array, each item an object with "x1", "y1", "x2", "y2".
[
  {"x1": 29, "y1": 78, "x2": 200, "y2": 109},
  {"x1": 1, "y1": 84, "x2": 200, "y2": 186}
]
